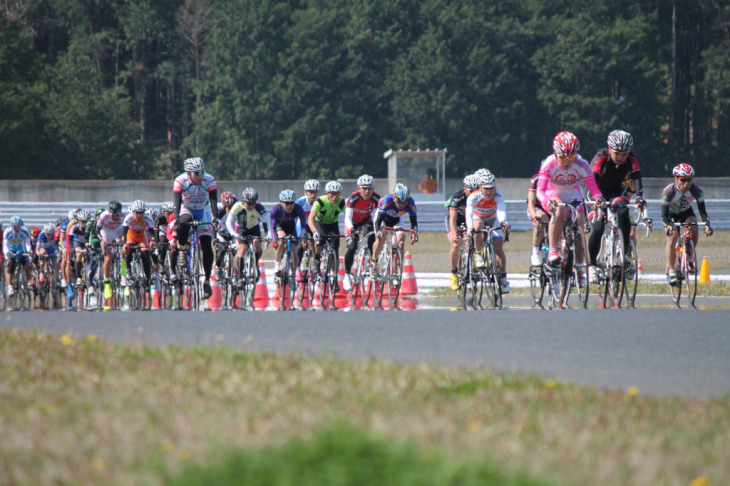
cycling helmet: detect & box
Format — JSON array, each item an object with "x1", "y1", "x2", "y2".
[
  {"x1": 325, "y1": 181, "x2": 342, "y2": 193},
  {"x1": 242, "y1": 187, "x2": 259, "y2": 203},
  {"x1": 479, "y1": 173, "x2": 496, "y2": 187},
  {"x1": 68, "y1": 208, "x2": 81, "y2": 220},
  {"x1": 304, "y1": 179, "x2": 320, "y2": 191},
  {"x1": 145, "y1": 207, "x2": 157, "y2": 220},
  {"x1": 279, "y1": 189, "x2": 297, "y2": 203},
  {"x1": 76, "y1": 209, "x2": 91, "y2": 222},
  {"x1": 607, "y1": 129, "x2": 633, "y2": 152},
  {"x1": 95, "y1": 206, "x2": 104, "y2": 217},
  {"x1": 183, "y1": 157, "x2": 205, "y2": 173},
  {"x1": 130, "y1": 199, "x2": 146, "y2": 213},
  {"x1": 31, "y1": 227, "x2": 41, "y2": 238},
  {"x1": 9, "y1": 216, "x2": 22, "y2": 227},
  {"x1": 44, "y1": 222, "x2": 55, "y2": 235},
  {"x1": 673, "y1": 163, "x2": 695, "y2": 177},
  {"x1": 161, "y1": 201, "x2": 175, "y2": 213},
  {"x1": 463, "y1": 174, "x2": 479, "y2": 190},
  {"x1": 474, "y1": 168, "x2": 490, "y2": 178},
  {"x1": 393, "y1": 183, "x2": 409, "y2": 203},
  {"x1": 357, "y1": 174, "x2": 375, "y2": 188},
  {"x1": 220, "y1": 191, "x2": 236, "y2": 207},
  {"x1": 552, "y1": 131, "x2": 580, "y2": 157},
  {"x1": 108, "y1": 200, "x2": 122, "y2": 214}
]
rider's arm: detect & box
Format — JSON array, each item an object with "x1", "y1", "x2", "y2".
[
  {"x1": 448, "y1": 209, "x2": 459, "y2": 235},
  {"x1": 465, "y1": 194, "x2": 475, "y2": 230},
  {"x1": 226, "y1": 204, "x2": 240, "y2": 235},
  {"x1": 582, "y1": 171, "x2": 603, "y2": 201},
  {"x1": 173, "y1": 192, "x2": 182, "y2": 222},
  {"x1": 697, "y1": 200, "x2": 710, "y2": 224},
  {"x1": 209, "y1": 190, "x2": 218, "y2": 219},
  {"x1": 295, "y1": 205, "x2": 307, "y2": 236},
  {"x1": 269, "y1": 207, "x2": 278, "y2": 240},
  {"x1": 344, "y1": 205, "x2": 354, "y2": 235},
  {"x1": 307, "y1": 201, "x2": 320, "y2": 234}
]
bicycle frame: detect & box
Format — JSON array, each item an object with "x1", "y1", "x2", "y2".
[
  {"x1": 669, "y1": 221, "x2": 707, "y2": 308},
  {"x1": 547, "y1": 198, "x2": 589, "y2": 309},
  {"x1": 374, "y1": 227, "x2": 413, "y2": 309}
]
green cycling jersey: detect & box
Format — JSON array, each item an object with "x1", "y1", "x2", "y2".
[{"x1": 311, "y1": 195, "x2": 345, "y2": 225}]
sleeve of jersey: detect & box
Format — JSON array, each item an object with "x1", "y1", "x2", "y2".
[
  {"x1": 407, "y1": 198, "x2": 417, "y2": 217},
  {"x1": 536, "y1": 167, "x2": 550, "y2": 209},
  {"x1": 226, "y1": 205, "x2": 239, "y2": 235},
  {"x1": 581, "y1": 164, "x2": 602, "y2": 200},
  {"x1": 496, "y1": 192, "x2": 507, "y2": 223},
  {"x1": 206, "y1": 175, "x2": 218, "y2": 193},
  {"x1": 296, "y1": 206, "x2": 308, "y2": 234},
  {"x1": 344, "y1": 206, "x2": 354, "y2": 230},
  {"x1": 465, "y1": 195, "x2": 475, "y2": 230},
  {"x1": 173, "y1": 177, "x2": 184, "y2": 193},
  {"x1": 269, "y1": 207, "x2": 278, "y2": 240}
]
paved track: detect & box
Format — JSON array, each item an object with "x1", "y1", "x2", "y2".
[{"x1": 3, "y1": 306, "x2": 729, "y2": 399}]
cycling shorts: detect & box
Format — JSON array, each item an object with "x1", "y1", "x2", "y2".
[
  {"x1": 180, "y1": 206, "x2": 215, "y2": 237},
  {"x1": 472, "y1": 216, "x2": 504, "y2": 241}
]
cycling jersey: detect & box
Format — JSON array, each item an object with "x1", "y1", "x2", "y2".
[
  {"x1": 122, "y1": 213, "x2": 155, "y2": 246},
  {"x1": 374, "y1": 194, "x2": 418, "y2": 230},
  {"x1": 97, "y1": 211, "x2": 126, "y2": 243},
  {"x1": 590, "y1": 148, "x2": 643, "y2": 199},
  {"x1": 173, "y1": 172, "x2": 218, "y2": 210},
  {"x1": 537, "y1": 154, "x2": 601, "y2": 209},
  {"x1": 445, "y1": 188, "x2": 468, "y2": 230},
  {"x1": 155, "y1": 214, "x2": 169, "y2": 241},
  {"x1": 3, "y1": 226, "x2": 32, "y2": 256},
  {"x1": 661, "y1": 182, "x2": 709, "y2": 225},
  {"x1": 67, "y1": 222, "x2": 88, "y2": 248},
  {"x1": 228, "y1": 201, "x2": 268, "y2": 232},
  {"x1": 311, "y1": 196, "x2": 345, "y2": 225},
  {"x1": 344, "y1": 191, "x2": 380, "y2": 233},
  {"x1": 85, "y1": 218, "x2": 102, "y2": 249},
  {"x1": 37, "y1": 231, "x2": 58, "y2": 256},
  {"x1": 527, "y1": 173, "x2": 545, "y2": 213},
  {"x1": 270, "y1": 203, "x2": 307, "y2": 239},
  {"x1": 465, "y1": 189, "x2": 506, "y2": 229}
]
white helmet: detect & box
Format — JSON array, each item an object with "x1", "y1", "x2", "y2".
[
  {"x1": 463, "y1": 174, "x2": 479, "y2": 190},
  {"x1": 183, "y1": 157, "x2": 205, "y2": 172},
  {"x1": 130, "y1": 199, "x2": 146, "y2": 213},
  {"x1": 357, "y1": 174, "x2": 375, "y2": 188},
  {"x1": 325, "y1": 181, "x2": 342, "y2": 193},
  {"x1": 393, "y1": 183, "x2": 409, "y2": 203},
  {"x1": 304, "y1": 179, "x2": 320, "y2": 191}
]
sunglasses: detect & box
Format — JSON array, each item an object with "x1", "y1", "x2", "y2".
[
  {"x1": 481, "y1": 185, "x2": 496, "y2": 189},
  {"x1": 678, "y1": 178, "x2": 693, "y2": 182},
  {"x1": 189, "y1": 171, "x2": 203, "y2": 176},
  {"x1": 557, "y1": 154, "x2": 576, "y2": 161},
  {"x1": 283, "y1": 202, "x2": 294, "y2": 206}
]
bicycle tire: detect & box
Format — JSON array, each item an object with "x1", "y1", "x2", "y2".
[
  {"x1": 352, "y1": 248, "x2": 369, "y2": 307},
  {"x1": 388, "y1": 248, "x2": 402, "y2": 308},
  {"x1": 480, "y1": 248, "x2": 496, "y2": 309},
  {"x1": 457, "y1": 246, "x2": 468, "y2": 309},
  {"x1": 683, "y1": 239, "x2": 698, "y2": 308},
  {"x1": 572, "y1": 228, "x2": 589, "y2": 308},
  {"x1": 327, "y1": 250, "x2": 338, "y2": 309},
  {"x1": 605, "y1": 230, "x2": 625, "y2": 308},
  {"x1": 623, "y1": 240, "x2": 638, "y2": 308}
]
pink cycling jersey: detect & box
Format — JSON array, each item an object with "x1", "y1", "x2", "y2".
[{"x1": 537, "y1": 154, "x2": 602, "y2": 209}]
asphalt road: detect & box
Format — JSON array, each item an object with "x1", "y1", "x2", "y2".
[{"x1": 4, "y1": 306, "x2": 729, "y2": 399}]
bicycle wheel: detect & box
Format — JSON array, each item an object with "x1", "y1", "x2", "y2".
[
  {"x1": 276, "y1": 254, "x2": 289, "y2": 309},
  {"x1": 572, "y1": 229, "x2": 589, "y2": 308},
  {"x1": 388, "y1": 248, "x2": 402, "y2": 308},
  {"x1": 683, "y1": 239, "x2": 698, "y2": 308},
  {"x1": 529, "y1": 263, "x2": 546, "y2": 308},
  {"x1": 605, "y1": 230, "x2": 625, "y2": 308},
  {"x1": 353, "y1": 248, "x2": 371, "y2": 307},
  {"x1": 326, "y1": 250, "x2": 338, "y2": 309},
  {"x1": 12, "y1": 270, "x2": 26, "y2": 311},
  {"x1": 623, "y1": 240, "x2": 638, "y2": 308},
  {"x1": 480, "y1": 249, "x2": 497, "y2": 309},
  {"x1": 244, "y1": 252, "x2": 257, "y2": 309},
  {"x1": 457, "y1": 248, "x2": 468, "y2": 309}
]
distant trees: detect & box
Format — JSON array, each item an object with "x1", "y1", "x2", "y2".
[{"x1": 1, "y1": 0, "x2": 729, "y2": 179}]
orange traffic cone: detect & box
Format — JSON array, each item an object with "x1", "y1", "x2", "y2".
[
  {"x1": 151, "y1": 280, "x2": 161, "y2": 310},
  {"x1": 335, "y1": 256, "x2": 351, "y2": 307},
  {"x1": 699, "y1": 257, "x2": 711, "y2": 284},
  {"x1": 399, "y1": 296, "x2": 418, "y2": 310},
  {"x1": 206, "y1": 270, "x2": 222, "y2": 311},
  {"x1": 253, "y1": 261, "x2": 270, "y2": 309},
  {"x1": 637, "y1": 258, "x2": 643, "y2": 277},
  {"x1": 401, "y1": 251, "x2": 418, "y2": 295}
]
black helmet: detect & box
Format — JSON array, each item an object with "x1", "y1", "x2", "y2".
[{"x1": 108, "y1": 200, "x2": 122, "y2": 214}]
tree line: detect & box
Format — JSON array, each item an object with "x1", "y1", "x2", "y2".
[{"x1": 1, "y1": 0, "x2": 729, "y2": 181}]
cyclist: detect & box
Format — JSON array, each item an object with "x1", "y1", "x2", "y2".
[
  {"x1": 84, "y1": 207, "x2": 104, "y2": 295},
  {"x1": 97, "y1": 200, "x2": 126, "y2": 301},
  {"x1": 295, "y1": 179, "x2": 320, "y2": 281},
  {"x1": 343, "y1": 174, "x2": 380, "y2": 291},
  {"x1": 271, "y1": 189, "x2": 307, "y2": 282},
  {"x1": 214, "y1": 191, "x2": 238, "y2": 280},
  {"x1": 661, "y1": 163, "x2": 713, "y2": 285},
  {"x1": 370, "y1": 183, "x2": 419, "y2": 283},
  {"x1": 465, "y1": 171, "x2": 511, "y2": 293},
  {"x1": 308, "y1": 181, "x2": 346, "y2": 288},
  {"x1": 228, "y1": 187, "x2": 269, "y2": 284},
  {"x1": 3, "y1": 216, "x2": 33, "y2": 297},
  {"x1": 446, "y1": 174, "x2": 479, "y2": 290},
  {"x1": 67, "y1": 209, "x2": 92, "y2": 299},
  {"x1": 153, "y1": 201, "x2": 175, "y2": 279},
  {"x1": 36, "y1": 222, "x2": 60, "y2": 286},
  {"x1": 527, "y1": 172, "x2": 549, "y2": 267},
  {"x1": 172, "y1": 157, "x2": 219, "y2": 299},
  {"x1": 537, "y1": 131, "x2": 604, "y2": 286},
  {"x1": 121, "y1": 200, "x2": 155, "y2": 287},
  {"x1": 587, "y1": 129, "x2": 645, "y2": 283},
  {"x1": 59, "y1": 208, "x2": 81, "y2": 289}
]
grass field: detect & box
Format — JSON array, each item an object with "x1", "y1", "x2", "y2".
[{"x1": 1, "y1": 329, "x2": 727, "y2": 486}]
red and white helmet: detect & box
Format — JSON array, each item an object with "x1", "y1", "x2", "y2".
[
  {"x1": 552, "y1": 131, "x2": 580, "y2": 157},
  {"x1": 672, "y1": 163, "x2": 695, "y2": 177}
]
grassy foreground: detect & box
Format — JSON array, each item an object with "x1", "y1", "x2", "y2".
[{"x1": 1, "y1": 329, "x2": 727, "y2": 486}]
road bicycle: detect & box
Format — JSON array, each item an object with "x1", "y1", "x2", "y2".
[
  {"x1": 669, "y1": 221, "x2": 710, "y2": 308},
  {"x1": 35, "y1": 253, "x2": 60, "y2": 310},
  {"x1": 545, "y1": 198, "x2": 590, "y2": 309},
  {"x1": 455, "y1": 227, "x2": 481, "y2": 310},
  {"x1": 528, "y1": 220, "x2": 552, "y2": 309},
  {"x1": 475, "y1": 226, "x2": 509, "y2": 310},
  {"x1": 233, "y1": 235, "x2": 267, "y2": 310},
  {"x1": 85, "y1": 247, "x2": 105, "y2": 310},
  {"x1": 373, "y1": 227, "x2": 414, "y2": 309},
  {"x1": 275, "y1": 235, "x2": 301, "y2": 310},
  {"x1": 125, "y1": 244, "x2": 151, "y2": 310},
  {"x1": 592, "y1": 200, "x2": 652, "y2": 308},
  {"x1": 216, "y1": 237, "x2": 237, "y2": 310},
  {"x1": 349, "y1": 228, "x2": 375, "y2": 307},
  {"x1": 173, "y1": 220, "x2": 205, "y2": 311},
  {"x1": 310, "y1": 233, "x2": 342, "y2": 310},
  {"x1": 7, "y1": 252, "x2": 33, "y2": 311}
]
